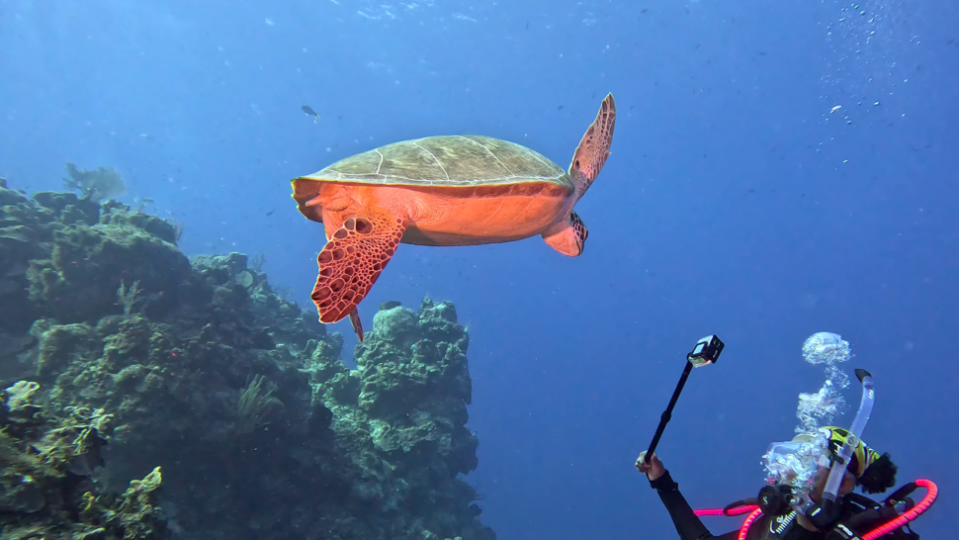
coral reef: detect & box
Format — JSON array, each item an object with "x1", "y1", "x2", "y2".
[
  {"x1": 0, "y1": 380, "x2": 168, "y2": 539},
  {"x1": 0, "y1": 179, "x2": 494, "y2": 540}
]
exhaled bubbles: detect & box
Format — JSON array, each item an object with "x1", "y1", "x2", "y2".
[
  {"x1": 802, "y1": 331, "x2": 851, "y2": 365},
  {"x1": 795, "y1": 332, "x2": 852, "y2": 435},
  {"x1": 818, "y1": 0, "x2": 921, "y2": 135}
]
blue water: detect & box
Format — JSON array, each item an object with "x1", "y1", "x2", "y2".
[{"x1": 1, "y1": 0, "x2": 955, "y2": 538}]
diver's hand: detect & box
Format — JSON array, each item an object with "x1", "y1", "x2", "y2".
[{"x1": 635, "y1": 451, "x2": 665, "y2": 481}]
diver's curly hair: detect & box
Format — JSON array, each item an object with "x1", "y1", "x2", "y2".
[{"x1": 857, "y1": 452, "x2": 898, "y2": 494}]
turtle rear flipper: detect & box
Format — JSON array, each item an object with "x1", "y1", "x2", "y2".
[
  {"x1": 311, "y1": 211, "x2": 406, "y2": 332},
  {"x1": 569, "y1": 93, "x2": 616, "y2": 202},
  {"x1": 542, "y1": 211, "x2": 588, "y2": 256}
]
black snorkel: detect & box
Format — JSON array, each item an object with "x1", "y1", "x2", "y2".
[{"x1": 644, "y1": 335, "x2": 724, "y2": 464}]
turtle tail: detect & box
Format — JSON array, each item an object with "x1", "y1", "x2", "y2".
[{"x1": 568, "y1": 93, "x2": 616, "y2": 202}]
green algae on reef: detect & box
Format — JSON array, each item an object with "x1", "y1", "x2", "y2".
[
  {"x1": 0, "y1": 178, "x2": 494, "y2": 540},
  {"x1": 0, "y1": 380, "x2": 168, "y2": 539}
]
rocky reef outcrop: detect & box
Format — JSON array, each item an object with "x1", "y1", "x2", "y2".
[{"x1": 0, "y1": 177, "x2": 494, "y2": 540}]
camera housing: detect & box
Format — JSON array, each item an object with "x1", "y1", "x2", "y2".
[{"x1": 688, "y1": 335, "x2": 724, "y2": 367}]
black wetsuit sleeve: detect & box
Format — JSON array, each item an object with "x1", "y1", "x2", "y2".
[{"x1": 650, "y1": 470, "x2": 740, "y2": 540}]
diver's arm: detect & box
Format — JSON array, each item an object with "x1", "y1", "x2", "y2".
[{"x1": 650, "y1": 471, "x2": 739, "y2": 540}]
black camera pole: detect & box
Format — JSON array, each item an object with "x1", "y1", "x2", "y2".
[{"x1": 644, "y1": 335, "x2": 725, "y2": 463}]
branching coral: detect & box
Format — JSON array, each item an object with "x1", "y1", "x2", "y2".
[{"x1": 116, "y1": 280, "x2": 141, "y2": 317}]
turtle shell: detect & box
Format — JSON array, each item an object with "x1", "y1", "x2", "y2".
[{"x1": 300, "y1": 135, "x2": 571, "y2": 190}]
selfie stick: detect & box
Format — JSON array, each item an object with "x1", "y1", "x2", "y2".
[{"x1": 644, "y1": 335, "x2": 725, "y2": 463}]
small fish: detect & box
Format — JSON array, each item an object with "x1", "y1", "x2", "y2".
[
  {"x1": 301, "y1": 105, "x2": 320, "y2": 121},
  {"x1": 379, "y1": 300, "x2": 402, "y2": 311}
]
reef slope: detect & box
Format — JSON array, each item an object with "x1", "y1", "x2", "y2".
[{"x1": 0, "y1": 178, "x2": 494, "y2": 540}]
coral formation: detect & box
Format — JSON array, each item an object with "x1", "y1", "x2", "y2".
[
  {"x1": 62, "y1": 163, "x2": 127, "y2": 203},
  {"x1": 0, "y1": 380, "x2": 168, "y2": 539},
  {"x1": 0, "y1": 179, "x2": 494, "y2": 540}
]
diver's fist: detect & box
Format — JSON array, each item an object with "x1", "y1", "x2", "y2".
[{"x1": 635, "y1": 451, "x2": 665, "y2": 481}]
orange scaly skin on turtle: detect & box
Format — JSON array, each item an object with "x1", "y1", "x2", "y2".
[{"x1": 292, "y1": 93, "x2": 616, "y2": 342}]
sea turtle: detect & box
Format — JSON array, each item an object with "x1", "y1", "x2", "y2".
[{"x1": 291, "y1": 93, "x2": 616, "y2": 342}]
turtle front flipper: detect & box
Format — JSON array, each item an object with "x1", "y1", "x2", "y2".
[
  {"x1": 311, "y1": 211, "x2": 406, "y2": 330},
  {"x1": 542, "y1": 211, "x2": 589, "y2": 256},
  {"x1": 569, "y1": 93, "x2": 616, "y2": 202}
]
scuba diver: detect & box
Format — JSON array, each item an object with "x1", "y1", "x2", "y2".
[
  {"x1": 636, "y1": 332, "x2": 939, "y2": 540},
  {"x1": 640, "y1": 337, "x2": 938, "y2": 539},
  {"x1": 636, "y1": 426, "x2": 905, "y2": 539}
]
